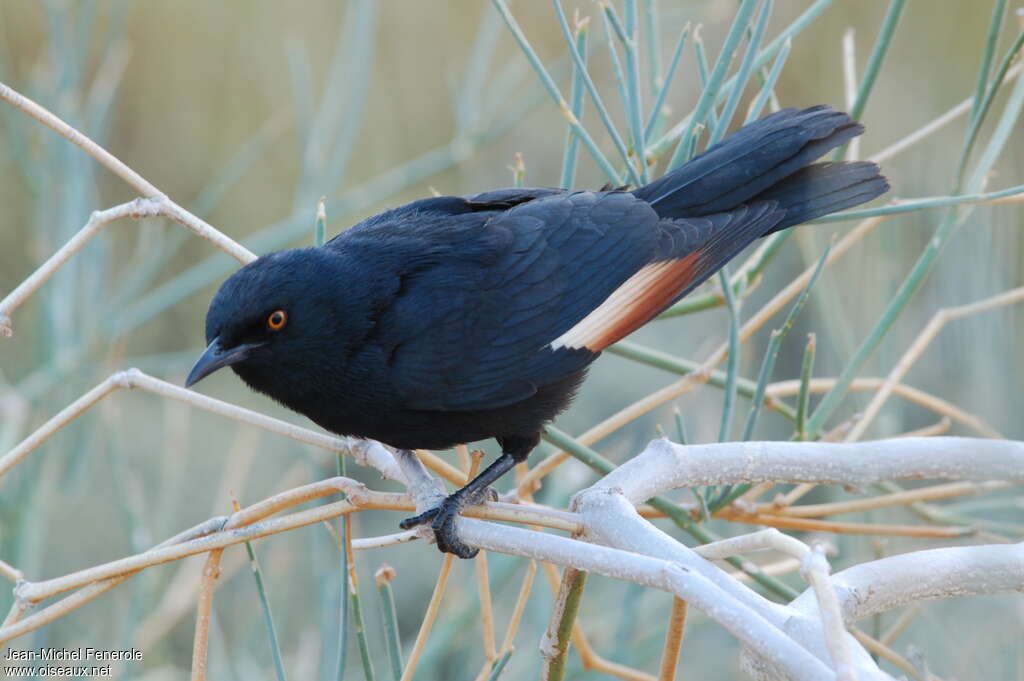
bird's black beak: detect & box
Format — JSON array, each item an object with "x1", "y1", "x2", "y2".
[{"x1": 185, "y1": 337, "x2": 262, "y2": 387}]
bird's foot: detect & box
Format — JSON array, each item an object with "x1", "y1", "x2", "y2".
[{"x1": 399, "y1": 487, "x2": 498, "y2": 559}]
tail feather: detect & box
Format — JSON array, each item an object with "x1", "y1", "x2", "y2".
[
  {"x1": 756, "y1": 161, "x2": 890, "y2": 234},
  {"x1": 634, "y1": 105, "x2": 886, "y2": 223}
]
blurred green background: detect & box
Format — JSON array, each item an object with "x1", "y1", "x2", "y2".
[{"x1": 1, "y1": 1, "x2": 1022, "y2": 679}]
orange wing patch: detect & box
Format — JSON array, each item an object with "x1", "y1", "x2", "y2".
[{"x1": 549, "y1": 252, "x2": 700, "y2": 352}]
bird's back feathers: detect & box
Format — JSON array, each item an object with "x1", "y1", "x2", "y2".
[
  {"x1": 201, "y1": 106, "x2": 887, "y2": 451},
  {"x1": 319, "y1": 106, "x2": 887, "y2": 416}
]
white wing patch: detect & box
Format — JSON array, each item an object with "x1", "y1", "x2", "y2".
[{"x1": 548, "y1": 254, "x2": 700, "y2": 352}]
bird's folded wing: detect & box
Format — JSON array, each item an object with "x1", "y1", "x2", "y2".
[{"x1": 385, "y1": 191, "x2": 782, "y2": 411}]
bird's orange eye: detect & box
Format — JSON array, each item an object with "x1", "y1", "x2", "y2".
[{"x1": 267, "y1": 310, "x2": 287, "y2": 330}]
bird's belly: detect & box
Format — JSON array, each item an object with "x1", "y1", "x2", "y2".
[
  {"x1": 308, "y1": 404, "x2": 523, "y2": 451},
  {"x1": 301, "y1": 370, "x2": 586, "y2": 452}
]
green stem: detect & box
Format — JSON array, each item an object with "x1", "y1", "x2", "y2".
[
  {"x1": 350, "y1": 578, "x2": 376, "y2": 681},
  {"x1": 654, "y1": 0, "x2": 832, "y2": 165},
  {"x1": 832, "y1": 0, "x2": 907, "y2": 160},
  {"x1": 243, "y1": 539, "x2": 288, "y2": 681},
  {"x1": 717, "y1": 269, "x2": 742, "y2": 442},
  {"x1": 810, "y1": 183, "x2": 1024, "y2": 223},
  {"x1": 559, "y1": 22, "x2": 589, "y2": 189},
  {"x1": 807, "y1": 32, "x2": 1024, "y2": 437},
  {"x1": 955, "y1": 29, "x2": 1024, "y2": 188},
  {"x1": 606, "y1": 341, "x2": 797, "y2": 422},
  {"x1": 544, "y1": 568, "x2": 589, "y2": 681},
  {"x1": 795, "y1": 333, "x2": 816, "y2": 441},
  {"x1": 971, "y1": 0, "x2": 1009, "y2": 124},
  {"x1": 552, "y1": 0, "x2": 641, "y2": 185},
  {"x1": 377, "y1": 573, "x2": 403, "y2": 681},
  {"x1": 491, "y1": 1, "x2": 622, "y2": 183},
  {"x1": 740, "y1": 243, "x2": 829, "y2": 442},
  {"x1": 314, "y1": 197, "x2": 327, "y2": 247},
  {"x1": 644, "y1": 23, "x2": 691, "y2": 140},
  {"x1": 708, "y1": 0, "x2": 773, "y2": 146},
  {"x1": 334, "y1": 454, "x2": 349, "y2": 681},
  {"x1": 669, "y1": 0, "x2": 759, "y2": 167},
  {"x1": 622, "y1": 0, "x2": 648, "y2": 182},
  {"x1": 744, "y1": 38, "x2": 790, "y2": 124},
  {"x1": 486, "y1": 650, "x2": 514, "y2": 681}
]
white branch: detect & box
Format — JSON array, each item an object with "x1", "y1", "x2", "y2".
[
  {"x1": 0, "y1": 198, "x2": 255, "y2": 338},
  {"x1": 4, "y1": 395, "x2": 1020, "y2": 681},
  {"x1": 801, "y1": 547, "x2": 857, "y2": 681},
  {"x1": 458, "y1": 518, "x2": 844, "y2": 681},
  {"x1": 572, "y1": 486, "x2": 888, "y2": 680},
  {"x1": 790, "y1": 542, "x2": 1024, "y2": 623},
  {"x1": 0, "y1": 369, "x2": 405, "y2": 484},
  {"x1": 589, "y1": 437, "x2": 1024, "y2": 505},
  {"x1": 0, "y1": 79, "x2": 260, "y2": 337},
  {"x1": 694, "y1": 528, "x2": 810, "y2": 561}
]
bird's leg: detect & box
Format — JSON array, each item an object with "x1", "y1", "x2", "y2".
[{"x1": 399, "y1": 434, "x2": 537, "y2": 559}]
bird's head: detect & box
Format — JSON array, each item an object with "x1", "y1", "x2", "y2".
[{"x1": 185, "y1": 248, "x2": 348, "y2": 394}]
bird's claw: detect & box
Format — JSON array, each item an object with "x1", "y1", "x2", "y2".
[
  {"x1": 398, "y1": 506, "x2": 439, "y2": 529},
  {"x1": 398, "y1": 493, "x2": 482, "y2": 559},
  {"x1": 429, "y1": 501, "x2": 479, "y2": 559}
]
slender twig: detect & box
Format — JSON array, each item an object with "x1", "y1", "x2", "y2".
[
  {"x1": 768, "y1": 376, "x2": 1000, "y2": 437},
  {"x1": 0, "y1": 82, "x2": 255, "y2": 267},
  {"x1": 745, "y1": 38, "x2": 790, "y2": 124},
  {"x1": 476, "y1": 550, "x2": 498, "y2": 664},
  {"x1": 399, "y1": 555, "x2": 455, "y2": 681},
  {"x1": 657, "y1": 598, "x2": 688, "y2": 681},
  {"x1": 621, "y1": 0, "x2": 648, "y2": 182},
  {"x1": 742, "y1": 244, "x2": 830, "y2": 442},
  {"x1": 669, "y1": 0, "x2": 759, "y2": 163},
  {"x1": 345, "y1": 515, "x2": 376, "y2": 681},
  {"x1": 646, "y1": 0, "x2": 834, "y2": 161},
  {"x1": 847, "y1": 286, "x2": 1024, "y2": 441},
  {"x1": 971, "y1": 0, "x2": 1010, "y2": 126},
  {"x1": 717, "y1": 269, "x2": 742, "y2": 443},
  {"x1": 770, "y1": 481, "x2": 1011, "y2": 518},
  {"x1": 808, "y1": 23, "x2": 1024, "y2": 437},
  {"x1": 795, "y1": 333, "x2": 817, "y2": 440},
  {"x1": 897, "y1": 417, "x2": 952, "y2": 438},
  {"x1": 0, "y1": 369, "x2": 405, "y2": 483},
  {"x1": 494, "y1": 0, "x2": 623, "y2": 184},
  {"x1": 956, "y1": 29, "x2": 1024, "y2": 186},
  {"x1": 801, "y1": 547, "x2": 856, "y2": 680},
  {"x1": 314, "y1": 196, "x2": 327, "y2": 247},
  {"x1": 375, "y1": 565, "x2": 403, "y2": 681},
  {"x1": 549, "y1": 0, "x2": 640, "y2": 186},
  {"x1": 559, "y1": 13, "x2": 590, "y2": 189},
  {"x1": 0, "y1": 198, "x2": 253, "y2": 337},
  {"x1": 606, "y1": 341, "x2": 798, "y2": 422},
  {"x1": 541, "y1": 567, "x2": 589, "y2": 681},
  {"x1": 644, "y1": 23, "x2": 691, "y2": 140},
  {"x1": 498, "y1": 559, "x2": 537, "y2": 656},
  {"x1": 832, "y1": 0, "x2": 908, "y2": 159},
  {"x1": 0, "y1": 559, "x2": 23, "y2": 583},
  {"x1": 707, "y1": 0, "x2": 773, "y2": 146},
  {"x1": 190, "y1": 550, "x2": 224, "y2": 681},
  {"x1": 869, "y1": 63, "x2": 1023, "y2": 164},
  {"x1": 236, "y1": 497, "x2": 287, "y2": 681},
  {"x1": 880, "y1": 604, "x2": 921, "y2": 646},
  {"x1": 850, "y1": 629, "x2": 925, "y2": 680}
]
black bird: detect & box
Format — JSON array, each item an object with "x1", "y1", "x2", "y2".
[{"x1": 187, "y1": 106, "x2": 888, "y2": 558}]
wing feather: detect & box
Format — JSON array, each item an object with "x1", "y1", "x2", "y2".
[{"x1": 383, "y1": 191, "x2": 783, "y2": 411}]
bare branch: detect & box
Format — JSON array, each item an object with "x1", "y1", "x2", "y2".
[
  {"x1": 588, "y1": 437, "x2": 1023, "y2": 506},
  {"x1": 791, "y1": 542, "x2": 1024, "y2": 623}
]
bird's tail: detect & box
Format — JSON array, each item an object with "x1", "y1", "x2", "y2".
[{"x1": 633, "y1": 105, "x2": 888, "y2": 229}]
